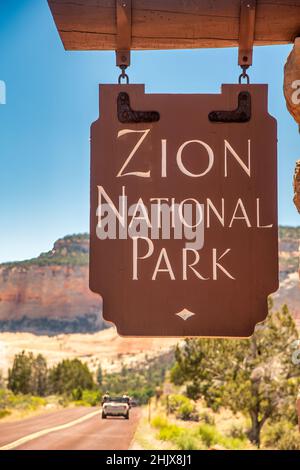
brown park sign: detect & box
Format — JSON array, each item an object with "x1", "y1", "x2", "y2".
[{"x1": 90, "y1": 84, "x2": 278, "y2": 337}]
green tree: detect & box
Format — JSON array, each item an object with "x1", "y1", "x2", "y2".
[
  {"x1": 8, "y1": 351, "x2": 34, "y2": 394},
  {"x1": 31, "y1": 354, "x2": 48, "y2": 396},
  {"x1": 100, "y1": 353, "x2": 173, "y2": 404},
  {"x1": 7, "y1": 351, "x2": 48, "y2": 396},
  {"x1": 0, "y1": 371, "x2": 4, "y2": 389},
  {"x1": 97, "y1": 364, "x2": 103, "y2": 386},
  {"x1": 171, "y1": 304, "x2": 300, "y2": 447},
  {"x1": 48, "y1": 359, "x2": 94, "y2": 395}
]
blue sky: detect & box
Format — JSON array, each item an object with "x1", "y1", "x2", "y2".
[{"x1": 0, "y1": 0, "x2": 299, "y2": 263}]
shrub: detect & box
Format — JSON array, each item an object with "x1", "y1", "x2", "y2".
[
  {"x1": 151, "y1": 415, "x2": 245, "y2": 450},
  {"x1": 158, "y1": 423, "x2": 182, "y2": 442},
  {"x1": 71, "y1": 388, "x2": 83, "y2": 401},
  {"x1": 199, "y1": 411, "x2": 215, "y2": 425},
  {"x1": 151, "y1": 415, "x2": 168, "y2": 429},
  {"x1": 276, "y1": 429, "x2": 300, "y2": 450},
  {"x1": 221, "y1": 436, "x2": 246, "y2": 450},
  {"x1": 0, "y1": 409, "x2": 11, "y2": 419},
  {"x1": 198, "y1": 423, "x2": 218, "y2": 447},
  {"x1": 263, "y1": 420, "x2": 300, "y2": 450},
  {"x1": 81, "y1": 390, "x2": 101, "y2": 406},
  {"x1": 176, "y1": 402, "x2": 198, "y2": 421},
  {"x1": 168, "y1": 394, "x2": 190, "y2": 413},
  {"x1": 198, "y1": 423, "x2": 246, "y2": 450},
  {"x1": 175, "y1": 432, "x2": 204, "y2": 450},
  {"x1": 167, "y1": 394, "x2": 198, "y2": 420},
  {"x1": 26, "y1": 396, "x2": 47, "y2": 410},
  {"x1": 0, "y1": 389, "x2": 46, "y2": 413},
  {"x1": 58, "y1": 395, "x2": 70, "y2": 407},
  {"x1": 175, "y1": 433, "x2": 201, "y2": 450},
  {"x1": 152, "y1": 415, "x2": 204, "y2": 450},
  {"x1": 227, "y1": 422, "x2": 246, "y2": 440}
]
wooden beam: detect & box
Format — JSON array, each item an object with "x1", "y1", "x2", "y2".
[{"x1": 47, "y1": 0, "x2": 300, "y2": 51}]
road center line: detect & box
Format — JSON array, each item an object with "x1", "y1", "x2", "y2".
[{"x1": 0, "y1": 409, "x2": 100, "y2": 450}]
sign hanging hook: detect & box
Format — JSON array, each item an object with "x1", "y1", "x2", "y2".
[
  {"x1": 238, "y1": 0, "x2": 256, "y2": 84},
  {"x1": 116, "y1": 0, "x2": 132, "y2": 84}
]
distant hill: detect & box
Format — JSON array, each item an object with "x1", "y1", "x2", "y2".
[
  {"x1": 2, "y1": 233, "x2": 90, "y2": 268},
  {"x1": 0, "y1": 228, "x2": 299, "y2": 334}
]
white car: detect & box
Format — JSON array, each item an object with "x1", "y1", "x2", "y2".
[{"x1": 102, "y1": 397, "x2": 130, "y2": 419}]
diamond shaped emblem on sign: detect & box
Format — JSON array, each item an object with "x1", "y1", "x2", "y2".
[{"x1": 175, "y1": 309, "x2": 196, "y2": 321}]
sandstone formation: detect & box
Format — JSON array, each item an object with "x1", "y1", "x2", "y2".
[
  {"x1": 0, "y1": 229, "x2": 299, "y2": 334},
  {"x1": 0, "y1": 235, "x2": 105, "y2": 334},
  {"x1": 284, "y1": 37, "x2": 300, "y2": 127}
]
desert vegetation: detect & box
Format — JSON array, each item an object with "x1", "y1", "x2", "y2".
[
  {"x1": 144, "y1": 302, "x2": 300, "y2": 450},
  {"x1": 1, "y1": 302, "x2": 300, "y2": 450},
  {"x1": 0, "y1": 349, "x2": 173, "y2": 418}
]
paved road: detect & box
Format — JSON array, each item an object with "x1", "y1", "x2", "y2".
[{"x1": 0, "y1": 407, "x2": 141, "y2": 450}]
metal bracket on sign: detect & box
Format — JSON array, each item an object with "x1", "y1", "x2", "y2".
[
  {"x1": 208, "y1": 91, "x2": 251, "y2": 123},
  {"x1": 116, "y1": 0, "x2": 132, "y2": 83},
  {"x1": 117, "y1": 92, "x2": 160, "y2": 123},
  {"x1": 238, "y1": 0, "x2": 256, "y2": 83}
]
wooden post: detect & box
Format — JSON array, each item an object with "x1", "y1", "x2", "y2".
[
  {"x1": 166, "y1": 394, "x2": 170, "y2": 416},
  {"x1": 238, "y1": 0, "x2": 256, "y2": 68},
  {"x1": 148, "y1": 396, "x2": 151, "y2": 423},
  {"x1": 115, "y1": 0, "x2": 132, "y2": 68}
]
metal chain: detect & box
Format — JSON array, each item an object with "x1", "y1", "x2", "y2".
[
  {"x1": 118, "y1": 65, "x2": 129, "y2": 84},
  {"x1": 238, "y1": 65, "x2": 250, "y2": 84}
]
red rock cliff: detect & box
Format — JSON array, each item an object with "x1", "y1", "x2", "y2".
[
  {"x1": 0, "y1": 235, "x2": 104, "y2": 334},
  {"x1": 0, "y1": 228, "x2": 298, "y2": 334}
]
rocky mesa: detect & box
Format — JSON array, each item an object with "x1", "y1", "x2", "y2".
[
  {"x1": 0, "y1": 235, "x2": 104, "y2": 334},
  {"x1": 0, "y1": 228, "x2": 299, "y2": 335}
]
